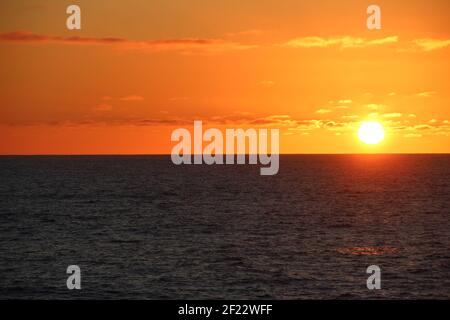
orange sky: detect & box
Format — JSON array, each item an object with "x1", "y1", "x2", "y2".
[{"x1": 0, "y1": 0, "x2": 449, "y2": 154}]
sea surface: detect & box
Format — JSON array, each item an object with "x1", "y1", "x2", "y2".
[{"x1": 0, "y1": 155, "x2": 449, "y2": 299}]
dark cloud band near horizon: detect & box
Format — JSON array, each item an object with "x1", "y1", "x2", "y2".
[{"x1": 0, "y1": 31, "x2": 257, "y2": 53}]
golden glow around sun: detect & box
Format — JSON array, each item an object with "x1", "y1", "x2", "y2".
[{"x1": 358, "y1": 121, "x2": 385, "y2": 145}]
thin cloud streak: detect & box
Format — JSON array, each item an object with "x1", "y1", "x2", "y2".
[
  {"x1": 412, "y1": 39, "x2": 450, "y2": 51},
  {"x1": 282, "y1": 36, "x2": 399, "y2": 49},
  {"x1": 2, "y1": 31, "x2": 449, "y2": 54},
  {"x1": 0, "y1": 31, "x2": 257, "y2": 54},
  {"x1": 4, "y1": 112, "x2": 449, "y2": 138}
]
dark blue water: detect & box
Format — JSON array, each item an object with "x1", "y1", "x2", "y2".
[{"x1": 0, "y1": 155, "x2": 449, "y2": 299}]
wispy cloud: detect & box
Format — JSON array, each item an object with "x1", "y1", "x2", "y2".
[
  {"x1": 415, "y1": 91, "x2": 436, "y2": 97},
  {"x1": 316, "y1": 109, "x2": 332, "y2": 114},
  {"x1": 120, "y1": 95, "x2": 144, "y2": 102},
  {"x1": 282, "y1": 36, "x2": 398, "y2": 49},
  {"x1": 413, "y1": 124, "x2": 434, "y2": 130},
  {"x1": 363, "y1": 104, "x2": 386, "y2": 111},
  {"x1": 7, "y1": 111, "x2": 450, "y2": 138},
  {"x1": 3, "y1": 31, "x2": 448, "y2": 55},
  {"x1": 412, "y1": 39, "x2": 450, "y2": 51},
  {"x1": 0, "y1": 31, "x2": 257, "y2": 54},
  {"x1": 404, "y1": 133, "x2": 422, "y2": 138},
  {"x1": 93, "y1": 103, "x2": 112, "y2": 112},
  {"x1": 282, "y1": 36, "x2": 450, "y2": 53}
]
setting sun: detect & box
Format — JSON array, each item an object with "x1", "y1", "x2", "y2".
[{"x1": 358, "y1": 121, "x2": 385, "y2": 145}]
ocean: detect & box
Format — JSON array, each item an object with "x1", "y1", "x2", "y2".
[{"x1": 0, "y1": 155, "x2": 449, "y2": 299}]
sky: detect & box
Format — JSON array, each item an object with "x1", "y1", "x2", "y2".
[{"x1": 0, "y1": 0, "x2": 449, "y2": 154}]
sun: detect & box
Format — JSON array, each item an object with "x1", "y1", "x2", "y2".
[{"x1": 358, "y1": 121, "x2": 385, "y2": 145}]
